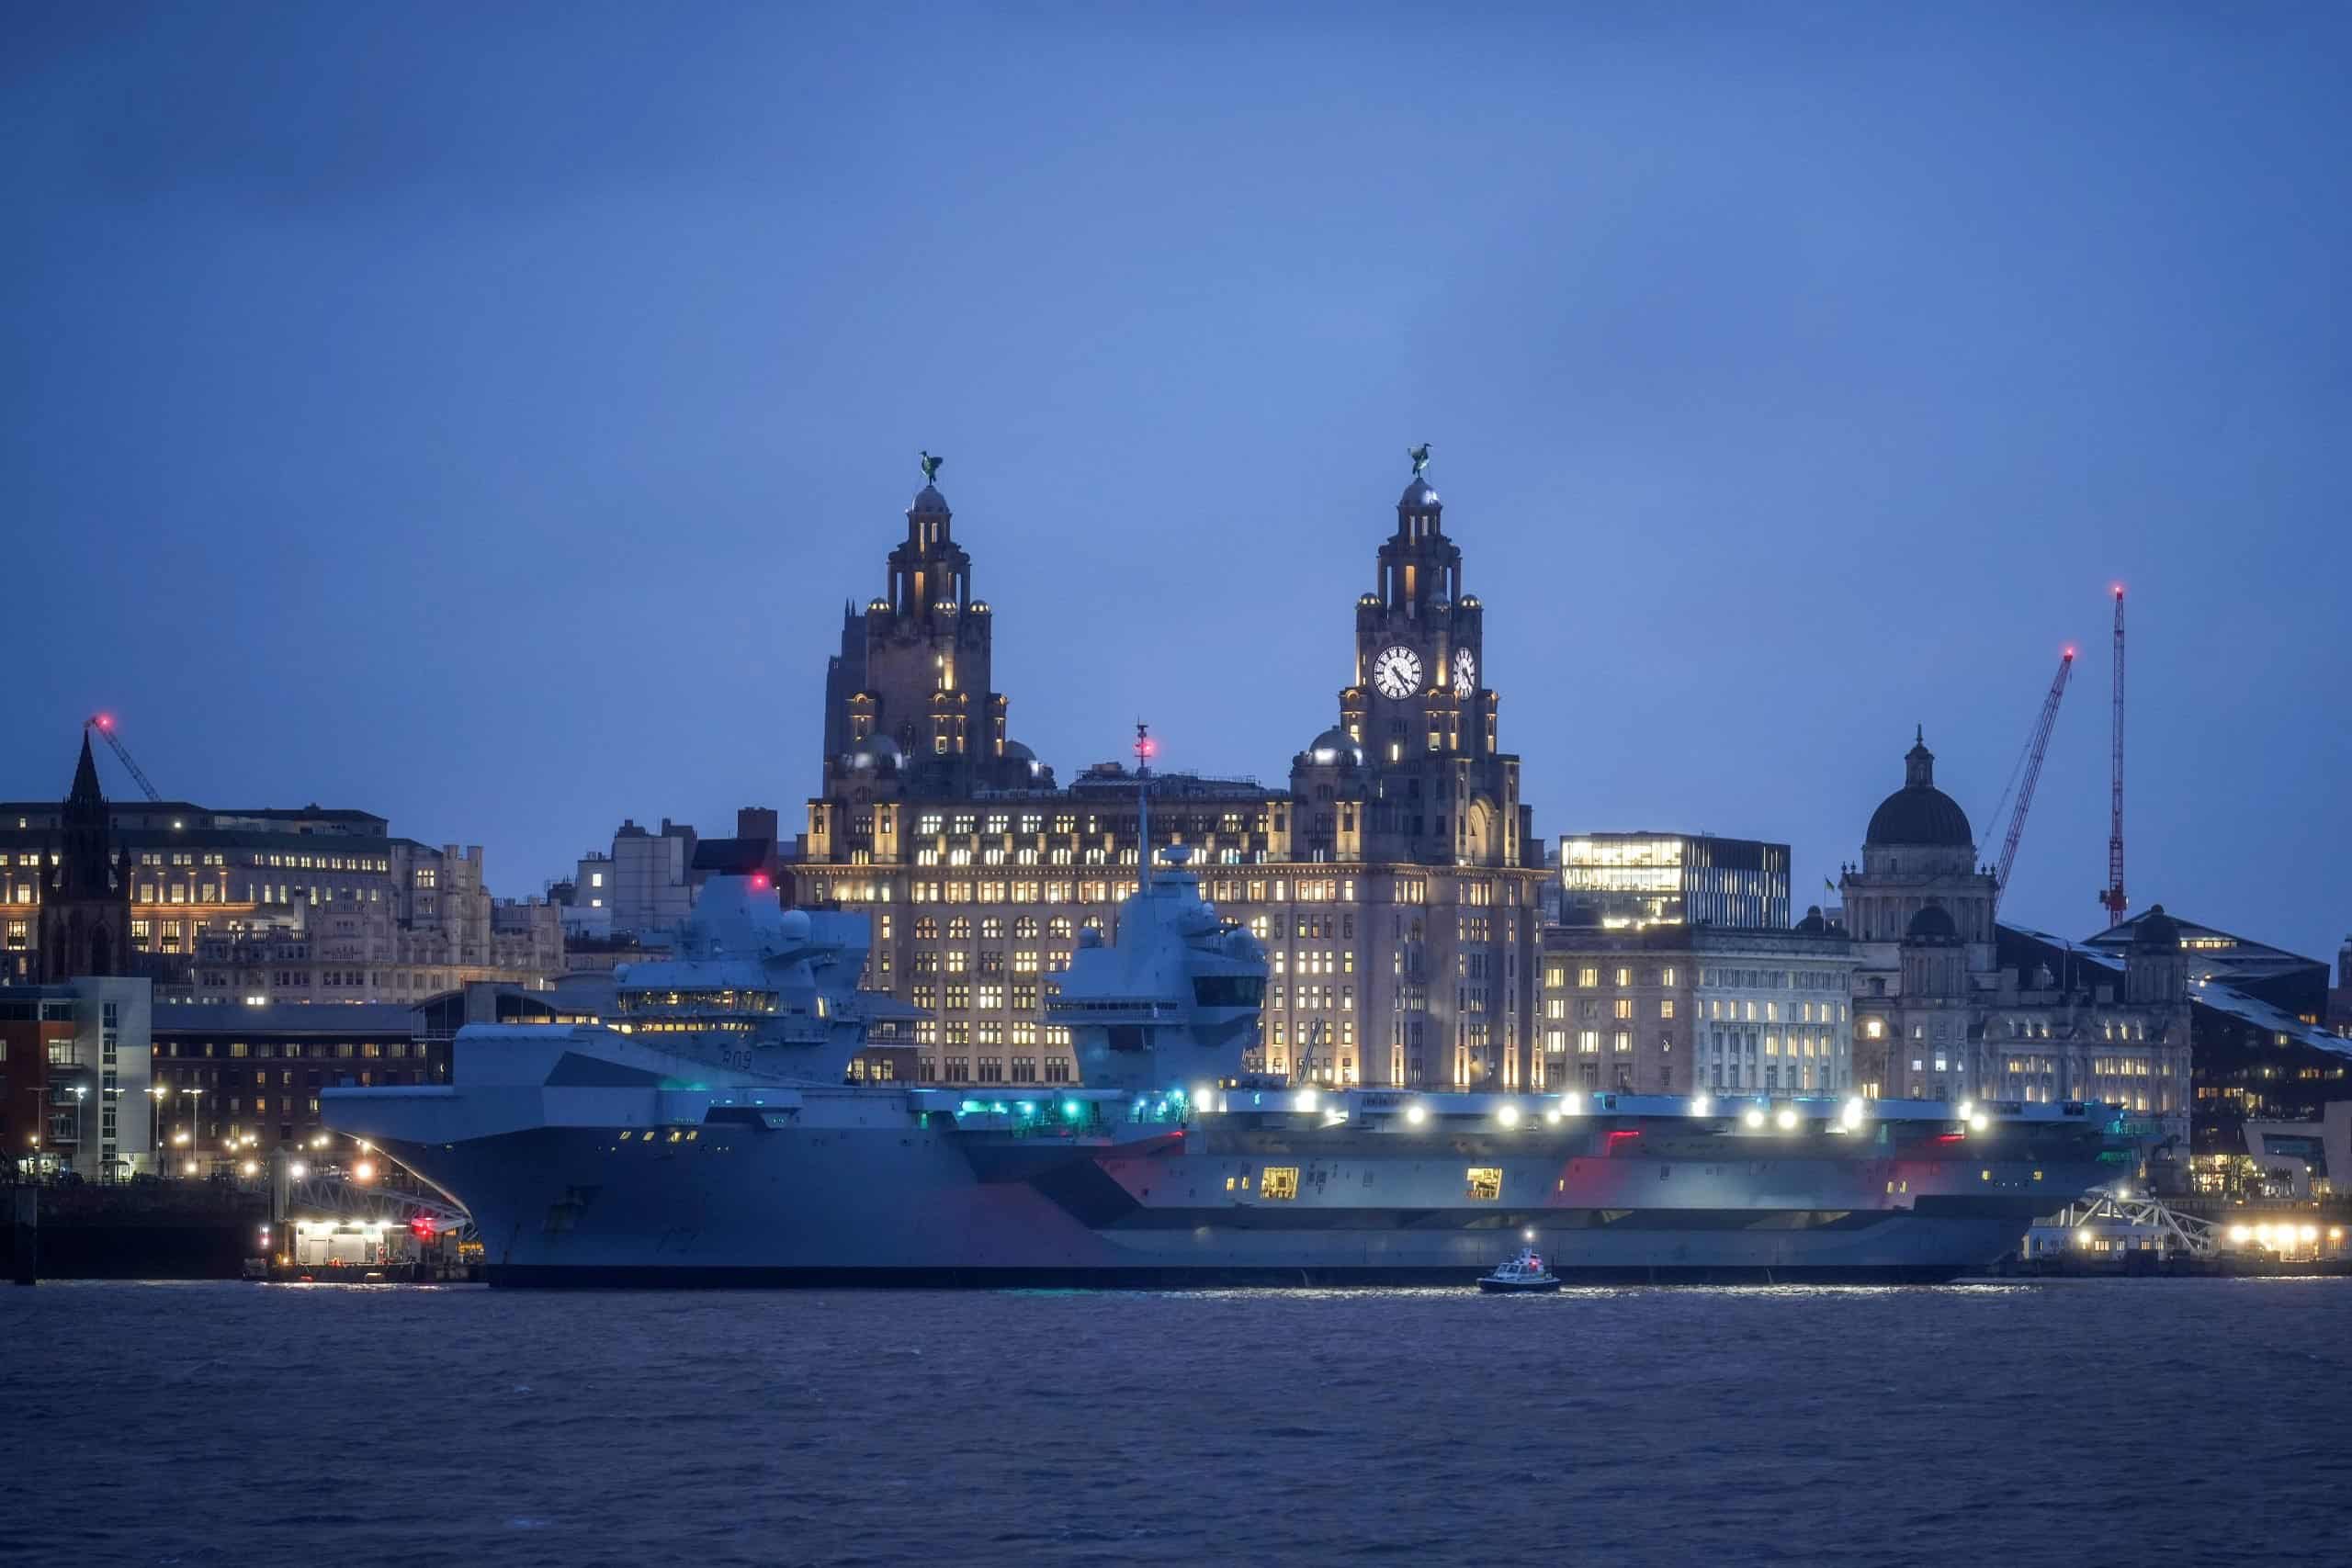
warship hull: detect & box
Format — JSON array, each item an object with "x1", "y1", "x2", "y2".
[{"x1": 335, "y1": 1077, "x2": 2118, "y2": 1288}]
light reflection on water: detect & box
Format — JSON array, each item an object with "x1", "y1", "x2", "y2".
[{"x1": 9, "y1": 1278, "x2": 2348, "y2": 1567}]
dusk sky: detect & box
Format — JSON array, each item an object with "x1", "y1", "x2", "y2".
[{"x1": 6, "y1": 4, "x2": 2346, "y2": 961}]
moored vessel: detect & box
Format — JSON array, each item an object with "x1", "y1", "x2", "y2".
[{"x1": 324, "y1": 847, "x2": 2130, "y2": 1287}]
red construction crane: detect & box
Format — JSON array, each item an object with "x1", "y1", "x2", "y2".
[
  {"x1": 1988, "y1": 649, "x2": 2074, "y2": 908},
  {"x1": 2097, "y1": 586, "x2": 2128, "y2": 926},
  {"x1": 84, "y1": 713, "x2": 164, "y2": 804}
]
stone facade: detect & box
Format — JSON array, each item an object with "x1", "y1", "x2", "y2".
[
  {"x1": 0, "y1": 754, "x2": 562, "y2": 1004},
  {"x1": 797, "y1": 461, "x2": 1547, "y2": 1091},
  {"x1": 1839, "y1": 733, "x2": 2192, "y2": 1150},
  {"x1": 1541, "y1": 921, "x2": 1856, "y2": 1097}
]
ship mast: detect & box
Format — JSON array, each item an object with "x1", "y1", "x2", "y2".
[{"x1": 1135, "y1": 720, "x2": 1154, "y2": 890}]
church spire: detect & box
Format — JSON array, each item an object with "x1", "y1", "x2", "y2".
[
  {"x1": 40, "y1": 730, "x2": 131, "y2": 979},
  {"x1": 68, "y1": 731, "x2": 104, "y2": 814}
]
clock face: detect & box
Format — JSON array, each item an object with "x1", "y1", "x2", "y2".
[
  {"x1": 1373, "y1": 644, "x2": 1423, "y2": 699},
  {"x1": 1452, "y1": 648, "x2": 1477, "y2": 695}
]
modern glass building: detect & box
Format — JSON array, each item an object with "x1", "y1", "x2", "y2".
[{"x1": 1555, "y1": 832, "x2": 1791, "y2": 931}]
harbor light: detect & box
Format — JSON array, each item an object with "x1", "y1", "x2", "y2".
[
  {"x1": 2301, "y1": 1224, "x2": 2320, "y2": 1243},
  {"x1": 1523, "y1": 1227, "x2": 1536, "y2": 1242},
  {"x1": 1967, "y1": 1113, "x2": 1989, "y2": 1133},
  {"x1": 1840, "y1": 1099, "x2": 1866, "y2": 1129},
  {"x1": 1774, "y1": 1107, "x2": 1798, "y2": 1131},
  {"x1": 1497, "y1": 1104, "x2": 1521, "y2": 1129},
  {"x1": 182, "y1": 1161, "x2": 197, "y2": 1176},
  {"x1": 288, "y1": 1162, "x2": 308, "y2": 1180},
  {"x1": 239, "y1": 1160, "x2": 258, "y2": 1178},
  {"x1": 1957, "y1": 1100, "x2": 1975, "y2": 1121},
  {"x1": 1061, "y1": 1100, "x2": 1083, "y2": 1122},
  {"x1": 1558, "y1": 1093, "x2": 1582, "y2": 1117},
  {"x1": 1690, "y1": 1095, "x2": 1713, "y2": 1118},
  {"x1": 353, "y1": 1160, "x2": 377, "y2": 1183},
  {"x1": 1295, "y1": 1089, "x2": 1319, "y2": 1112},
  {"x1": 1543, "y1": 1106, "x2": 1563, "y2": 1125},
  {"x1": 1405, "y1": 1104, "x2": 1428, "y2": 1126},
  {"x1": 1742, "y1": 1107, "x2": 1766, "y2": 1130},
  {"x1": 2230, "y1": 1225, "x2": 2252, "y2": 1244}
]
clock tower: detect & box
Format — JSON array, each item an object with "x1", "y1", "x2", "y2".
[{"x1": 1290, "y1": 456, "x2": 1527, "y2": 870}]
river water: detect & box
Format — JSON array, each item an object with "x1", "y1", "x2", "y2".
[{"x1": 5, "y1": 1279, "x2": 2346, "y2": 1567}]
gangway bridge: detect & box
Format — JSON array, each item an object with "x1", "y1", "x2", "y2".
[{"x1": 268, "y1": 1153, "x2": 473, "y2": 1243}]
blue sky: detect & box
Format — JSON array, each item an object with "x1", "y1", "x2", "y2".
[{"x1": 6, "y1": 3, "x2": 2347, "y2": 961}]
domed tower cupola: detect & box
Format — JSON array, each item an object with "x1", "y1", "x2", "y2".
[
  {"x1": 907, "y1": 461, "x2": 952, "y2": 547},
  {"x1": 1903, "y1": 729, "x2": 1935, "y2": 789},
  {"x1": 1374, "y1": 445, "x2": 1464, "y2": 620},
  {"x1": 1863, "y1": 728, "x2": 1976, "y2": 875},
  {"x1": 1397, "y1": 474, "x2": 1441, "y2": 534}
]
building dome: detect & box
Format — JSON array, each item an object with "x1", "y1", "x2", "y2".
[
  {"x1": 847, "y1": 734, "x2": 903, "y2": 773},
  {"x1": 2132, "y1": 904, "x2": 2182, "y2": 952},
  {"x1": 1905, "y1": 903, "x2": 1960, "y2": 942},
  {"x1": 1793, "y1": 905, "x2": 1830, "y2": 936},
  {"x1": 1399, "y1": 477, "x2": 1440, "y2": 512},
  {"x1": 1001, "y1": 739, "x2": 1035, "y2": 763},
  {"x1": 1865, "y1": 730, "x2": 1973, "y2": 848},
  {"x1": 1305, "y1": 726, "x2": 1363, "y2": 766},
  {"x1": 909, "y1": 483, "x2": 950, "y2": 516}
]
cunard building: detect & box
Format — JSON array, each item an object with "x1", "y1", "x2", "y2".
[{"x1": 796, "y1": 457, "x2": 1549, "y2": 1091}]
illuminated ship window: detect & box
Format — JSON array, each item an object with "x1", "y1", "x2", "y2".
[
  {"x1": 1261, "y1": 1168, "x2": 1300, "y2": 1201},
  {"x1": 1465, "y1": 1168, "x2": 1502, "y2": 1201}
]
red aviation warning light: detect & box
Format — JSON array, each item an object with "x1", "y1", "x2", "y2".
[
  {"x1": 408, "y1": 1216, "x2": 435, "y2": 1241},
  {"x1": 82, "y1": 712, "x2": 164, "y2": 802}
]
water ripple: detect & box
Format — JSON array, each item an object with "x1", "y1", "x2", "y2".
[{"x1": 6, "y1": 1278, "x2": 2349, "y2": 1566}]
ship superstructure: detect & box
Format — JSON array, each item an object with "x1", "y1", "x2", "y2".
[{"x1": 326, "y1": 856, "x2": 2128, "y2": 1286}]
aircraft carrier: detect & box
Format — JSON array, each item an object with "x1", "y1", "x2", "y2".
[{"x1": 323, "y1": 852, "x2": 2129, "y2": 1286}]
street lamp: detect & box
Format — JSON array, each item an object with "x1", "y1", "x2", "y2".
[
  {"x1": 183, "y1": 1089, "x2": 204, "y2": 1175},
  {"x1": 148, "y1": 1085, "x2": 170, "y2": 1178}
]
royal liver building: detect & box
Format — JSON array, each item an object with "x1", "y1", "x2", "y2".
[{"x1": 797, "y1": 455, "x2": 1549, "y2": 1092}]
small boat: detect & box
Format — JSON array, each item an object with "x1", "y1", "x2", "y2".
[{"x1": 1476, "y1": 1247, "x2": 1561, "y2": 1293}]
